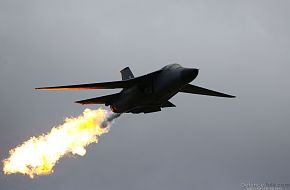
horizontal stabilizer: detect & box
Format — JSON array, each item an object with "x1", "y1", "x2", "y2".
[
  {"x1": 75, "y1": 93, "x2": 120, "y2": 105},
  {"x1": 179, "y1": 84, "x2": 235, "y2": 98},
  {"x1": 161, "y1": 101, "x2": 176, "y2": 107}
]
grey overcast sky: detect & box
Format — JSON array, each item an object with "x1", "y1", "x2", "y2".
[{"x1": 1, "y1": 0, "x2": 290, "y2": 189}]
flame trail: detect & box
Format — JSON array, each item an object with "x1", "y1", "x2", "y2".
[{"x1": 2, "y1": 108, "x2": 118, "y2": 178}]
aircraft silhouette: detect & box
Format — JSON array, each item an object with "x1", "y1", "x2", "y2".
[{"x1": 36, "y1": 64, "x2": 235, "y2": 114}]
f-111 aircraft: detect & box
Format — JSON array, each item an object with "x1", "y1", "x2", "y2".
[{"x1": 36, "y1": 64, "x2": 235, "y2": 114}]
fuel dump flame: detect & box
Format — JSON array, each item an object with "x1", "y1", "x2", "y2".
[{"x1": 3, "y1": 108, "x2": 112, "y2": 178}]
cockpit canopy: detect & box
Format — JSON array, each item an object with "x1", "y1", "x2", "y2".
[{"x1": 162, "y1": 63, "x2": 182, "y2": 70}]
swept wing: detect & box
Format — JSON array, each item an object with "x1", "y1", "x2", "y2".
[
  {"x1": 36, "y1": 70, "x2": 161, "y2": 90},
  {"x1": 179, "y1": 84, "x2": 235, "y2": 98}
]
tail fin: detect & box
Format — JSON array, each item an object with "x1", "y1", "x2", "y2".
[{"x1": 120, "y1": 67, "x2": 134, "y2": 80}]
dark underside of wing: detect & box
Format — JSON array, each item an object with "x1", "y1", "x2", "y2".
[
  {"x1": 35, "y1": 80, "x2": 134, "y2": 90},
  {"x1": 35, "y1": 70, "x2": 162, "y2": 90},
  {"x1": 179, "y1": 84, "x2": 235, "y2": 98}
]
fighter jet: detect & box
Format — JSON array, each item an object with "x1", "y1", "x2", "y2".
[{"x1": 36, "y1": 64, "x2": 235, "y2": 114}]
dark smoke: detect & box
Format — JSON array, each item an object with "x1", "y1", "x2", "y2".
[{"x1": 101, "y1": 113, "x2": 122, "y2": 128}]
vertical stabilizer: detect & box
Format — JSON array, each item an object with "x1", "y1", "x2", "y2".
[{"x1": 120, "y1": 67, "x2": 134, "y2": 80}]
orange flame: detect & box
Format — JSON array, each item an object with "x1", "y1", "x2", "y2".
[{"x1": 3, "y1": 108, "x2": 110, "y2": 178}]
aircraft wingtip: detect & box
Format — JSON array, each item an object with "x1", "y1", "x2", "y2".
[
  {"x1": 35, "y1": 87, "x2": 49, "y2": 90},
  {"x1": 75, "y1": 101, "x2": 82, "y2": 104}
]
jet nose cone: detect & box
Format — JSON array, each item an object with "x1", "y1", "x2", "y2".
[{"x1": 181, "y1": 68, "x2": 199, "y2": 82}]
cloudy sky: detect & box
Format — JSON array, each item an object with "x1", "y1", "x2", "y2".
[{"x1": 1, "y1": 0, "x2": 290, "y2": 189}]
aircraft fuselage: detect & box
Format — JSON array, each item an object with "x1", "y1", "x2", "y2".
[{"x1": 110, "y1": 64, "x2": 198, "y2": 113}]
